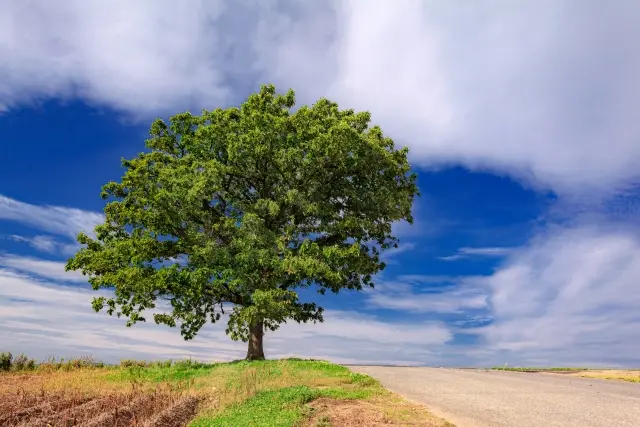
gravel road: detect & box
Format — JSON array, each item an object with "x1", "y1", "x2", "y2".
[{"x1": 349, "y1": 366, "x2": 640, "y2": 427}]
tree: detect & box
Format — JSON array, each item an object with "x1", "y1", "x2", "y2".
[{"x1": 66, "y1": 85, "x2": 418, "y2": 360}]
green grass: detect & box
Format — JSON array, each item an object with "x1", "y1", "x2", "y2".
[
  {"x1": 190, "y1": 386, "x2": 317, "y2": 427},
  {"x1": 107, "y1": 359, "x2": 218, "y2": 383},
  {"x1": 190, "y1": 384, "x2": 376, "y2": 427}
]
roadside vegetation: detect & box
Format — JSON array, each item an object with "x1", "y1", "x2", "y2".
[
  {"x1": 0, "y1": 352, "x2": 454, "y2": 426},
  {"x1": 491, "y1": 366, "x2": 640, "y2": 383},
  {"x1": 491, "y1": 367, "x2": 586, "y2": 373}
]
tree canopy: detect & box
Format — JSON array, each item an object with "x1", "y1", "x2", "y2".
[{"x1": 66, "y1": 85, "x2": 418, "y2": 360}]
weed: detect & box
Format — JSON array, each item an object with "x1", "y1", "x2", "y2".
[
  {"x1": 107, "y1": 359, "x2": 217, "y2": 384},
  {"x1": 0, "y1": 352, "x2": 12, "y2": 371},
  {"x1": 314, "y1": 415, "x2": 332, "y2": 427},
  {"x1": 191, "y1": 386, "x2": 319, "y2": 427},
  {"x1": 0, "y1": 352, "x2": 37, "y2": 372}
]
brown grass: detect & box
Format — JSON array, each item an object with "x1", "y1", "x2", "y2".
[
  {"x1": 0, "y1": 385, "x2": 199, "y2": 427},
  {"x1": 0, "y1": 370, "x2": 128, "y2": 396}
]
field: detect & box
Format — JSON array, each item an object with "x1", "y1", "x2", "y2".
[
  {"x1": 0, "y1": 354, "x2": 454, "y2": 427},
  {"x1": 491, "y1": 367, "x2": 640, "y2": 383}
]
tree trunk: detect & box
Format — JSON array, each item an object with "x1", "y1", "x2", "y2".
[{"x1": 246, "y1": 321, "x2": 265, "y2": 361}]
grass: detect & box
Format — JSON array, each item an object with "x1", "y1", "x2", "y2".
[
  {"x1": 0, "y1": 355, "x2": 453, "y2": 426},
  {"x1": 107, "y1": 359, "x2": 217, "y2": 383},
  {"x1": 573, "y1": 370, "x2": 640, "y2": 383},
  {"x1": 191, "y1": 386, "x2": 318, "y2": 426},
  {"x1": 491, "y1": 367, "x2": 587, "y2": 372}
]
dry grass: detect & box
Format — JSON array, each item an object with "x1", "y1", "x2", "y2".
[
  {"x1": 493, "y1": 366, "x2": 640, "y2": 384},
  {"x1": 569, "y1": 370, "x2": 640, "y2": 383},
  {"x1": 0, "y1": 369, "x2": 128, "y2": 396}
]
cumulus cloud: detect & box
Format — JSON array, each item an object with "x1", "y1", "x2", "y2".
[
  {"x1": 2, "y1": 1, "x2": 639, "y2": 194},
  {"x1": 0, "y1": 0, "x2": 232, "y2": 117},
  {"x1": 257, "y1": 0, "x2": 640, "y2": 195}
]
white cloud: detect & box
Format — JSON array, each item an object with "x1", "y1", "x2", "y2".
[
  {"x1": 3, "y1": 1, "x2": 640, "y2": 194},
  {"x1": 284, "y1": 0, "x2": 640, "y2": 195},
  {"x1": 381, "y1": 242, "x2": 416, "y2": 265},
  {"x1": 0, "y1": 255, "x2": 87, "y2": 282},
  {"x1": 10, "y1": 235, "x2": 79, "y2": 256},
  {"x1": 438, "y1": 247, "x2": 512, "y2": 262},
  {"x1": 0, "y1": 0, "x2": 231, "y2": 118},
  {"x1": 358, "y1": 223, "x2": 640, "y2": 367},
  {"x1": 3, "y1": 222, "x2": 640, "y2": 366},
  {"x1": 366, "y1": 275, "x2": 489, "y2": 314},
  {"x1": 477, "y1": 226, "x2": 640, "y2": 366},
  {"x1": 0, "y1": 195, "x2": 103, "y2": 240},
  {"x1": 0, "y1": 263, "x2": 453, "y2": 364}
]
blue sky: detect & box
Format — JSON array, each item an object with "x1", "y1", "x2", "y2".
[{"x1": 2, "y1": 0, "x2": 640, "y2": 367}]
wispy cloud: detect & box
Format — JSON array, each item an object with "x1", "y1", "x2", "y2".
[
  {"x1": 438, "y1": 247, "x2": 512, "y2": 262},
  {"x1": 2, "y1": 221, "x2": 640, "y2": 366},
  {"x1": 0, "y1": 195, "x2": 103, "y2": 240},
  {"x1": 0, "y1": 262, "x2": 453, "y2": 364},
  {"x1": 365, "y1": 275, "x2": 490, "y2": 314},
  {"x1": 475, "y1": 225, "x2": 640, "y2": 367},
  {"x1": 0, "y1": 255, "x2": 86, "y2": 282},
  {"x1": 9, "y1": 235, "x2": 79, "y2": 256},
  {"x1": 381, "y1": 242, "x2": 416, "y2": 265},
  {"x1": 366, "y1": 222, "x2": 640, "y2": 367}
]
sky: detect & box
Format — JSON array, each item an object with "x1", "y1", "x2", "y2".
[{"x1": 1, "y1": 0, "x2": 640, "y2": 367}]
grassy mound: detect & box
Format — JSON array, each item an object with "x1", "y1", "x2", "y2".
[{"x1": 0, "y1": 355, "x2": 453, "y2": 426}]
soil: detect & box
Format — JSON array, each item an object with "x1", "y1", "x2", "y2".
[
  {"x1": 306, "y1": 398, "x2": 451, "y2": 427},
  {"x1": 0, "y1": 389, "x2": 200, "y2": 427}
]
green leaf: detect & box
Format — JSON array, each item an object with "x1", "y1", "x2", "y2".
[{"x1": 65, "y1": 84, "x2": 418, "y2": 346}]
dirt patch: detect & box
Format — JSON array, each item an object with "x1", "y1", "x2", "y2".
[{"x1": 305, "y1": 398, "x2": 453, "y2": 427}]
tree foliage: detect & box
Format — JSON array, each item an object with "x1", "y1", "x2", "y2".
[{"x1": 66, "y1": 85, "x2": 418, "y2": 355}]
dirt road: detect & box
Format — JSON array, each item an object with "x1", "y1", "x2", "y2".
[{"x1": 349, "y1": 366, "x2": 640, "y2": 427}]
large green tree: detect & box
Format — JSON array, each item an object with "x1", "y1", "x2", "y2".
[{"x1": 66, "y1": 85, "x2": 418, "y2": 360}]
